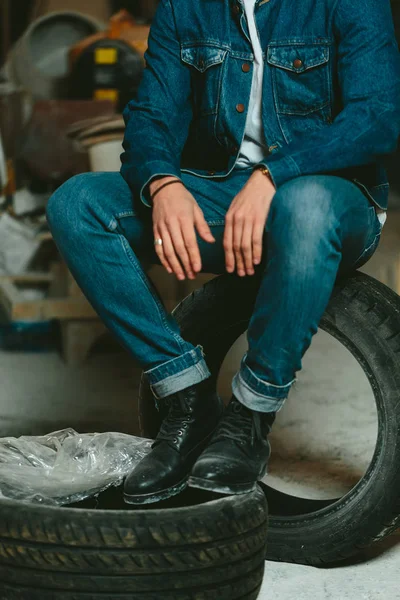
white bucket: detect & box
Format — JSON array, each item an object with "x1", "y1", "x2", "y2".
[{"x1": 88, "y1": 139, "x2": 124, "y2": 172}]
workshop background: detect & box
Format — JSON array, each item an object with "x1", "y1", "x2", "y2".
[{"x1": 0, "y1": 1, "x2": 400, "y2": 599}]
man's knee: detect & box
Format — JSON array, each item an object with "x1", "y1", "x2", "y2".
[
  {"x1": 47, "y1": 171, "x2": 125, "y2": 238},
  {"x1": 270, "y1": 176, "x2": 337, "y2": 233},
  {"x1": 46, "y1": 173, "x2": 95, "y2": 235}
]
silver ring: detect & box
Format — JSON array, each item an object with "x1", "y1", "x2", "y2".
[{"x1": 154, "y1": 238, "x2": 163, "y2": 246}]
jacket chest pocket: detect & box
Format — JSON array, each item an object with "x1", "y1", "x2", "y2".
[
  {"x1": 267, "y1": 44, "x2": 331, "y2": 116},
  {"x1": 181, "y1": 44, "x2": 228, "y2": 116}
]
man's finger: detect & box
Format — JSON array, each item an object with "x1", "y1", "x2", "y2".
[
  {"x1": 233, "y1": 216, "x2": 245, "y2": 276},
  {"x1": 159, "y1": 225, "x2": 187, "y2": 280},
  {"x1": 252, "y1": 219, "x2": 264, "y2": 265},
  {"x1": 223, "y1": 213, "x2": 235, "y2": 273},
  {"x1": 153, "y1": 227, "x2": 173, "y2": 273},
  {"x1": 167, "y1": 220, "x2": 195, "y2": 279},
  {"x1": 241, "y1": 220, "x2": 254, "y2": 275},
  {"x1": 194, "y1": 207, "x2": 215, "y2": 243},
  {"x1": 181, "y1": 219, "x2": 202, "y2": 273}
]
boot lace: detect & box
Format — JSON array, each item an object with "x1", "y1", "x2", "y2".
[
  {"x1": 211, "y1": 400, "x2": 264, "y2": 449},
  {"x1": 153, "y1": 394, "x2": 192, "y2": 447}
]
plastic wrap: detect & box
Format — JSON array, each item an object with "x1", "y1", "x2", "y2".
[{"x1": 0, "y1": 428, "x2": 152, "y2": 506}]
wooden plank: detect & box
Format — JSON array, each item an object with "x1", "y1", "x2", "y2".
[
  {"x1": 80, "y1": 132, "x2": 124, "y2": 148},
  {"x1": 11, "y1": 299, "x2": 98, "y2": 322},
  {"x1": 0, "y1": 280, "x2": 21, "y2": 320},
  {"x1": 44, "y1": 299, "x2": 98, "y2": 320},
  {"x1": 36, "y1": 231, "x2": 53, "y2": 242},
  {"x1": 74, "y1": 116, "x2": 124, "y2": 140},
  {"x1": 0, "y1": 279, "x2": 97, "y2": 321},
  {"x1": 48, "y1": 261, "x2": 68, "y2": 298},
  {"x1": 0, "y1": 272, "x2": 53, "y2": 283},
  {"x1": 66, "y1": 269, "x2": 84, "y2": 298}
]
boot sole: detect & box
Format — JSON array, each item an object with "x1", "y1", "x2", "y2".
[
  {"x1": 188, "y1": 465, "x2": 268, "y2": 496},
  {"x1": 124, "y1": 477, "x2": 189, "y2": 505},
  {"x1": 188, "y1": 476, "x2": 257, "y2": 495}
]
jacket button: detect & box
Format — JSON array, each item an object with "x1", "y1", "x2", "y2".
[
  {"x1": 242, "y1": 63, "x2": 251, "y2": 73},
  {"x1": 232, "y1": 4, "x2": 240, "y2": 15},
  {"x1": 236, "y1": 103, "x2": 245, "y2": 113},
  {"x1": 208, "y1": 170, "x2": 216, "y2": 175},
  {"x1": 293, "y1": 58, "x2": 303, "y2": 68},
  {"x1": 230, "y1": 145, "x2": 238, "y2": 155}
]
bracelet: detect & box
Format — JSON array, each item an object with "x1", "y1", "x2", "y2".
[
  {"x1": 254, "y1": 165, "x2": 276, "y2": 189},
  {"x1": 254, "y1": 165, "x2": 271, "y2": 179},
  {"x1": 150, "y1": 179, "x2": 182, "y2": 203}
]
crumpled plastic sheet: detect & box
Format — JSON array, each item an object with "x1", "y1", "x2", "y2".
[{"x1": 0, "y1": 428, "x2": 152, "y2": 506}]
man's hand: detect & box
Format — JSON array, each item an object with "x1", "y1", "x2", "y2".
[
  {"x1": 224, "y1": 169, "x2": 276, "y2": 276},
  {"x1": 151, "y1": 177, "x2": 215, "y2": 280}
]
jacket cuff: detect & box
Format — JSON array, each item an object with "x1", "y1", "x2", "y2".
[
  {"x1": 121, "y1": 160, "x2": 182, "y2": 208},
  {"x1": 257, "y1": 153, "x2": 301, "y2": 189}
]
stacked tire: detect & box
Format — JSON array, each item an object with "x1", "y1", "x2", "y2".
[{"x1": 0, "y1": 487, "x2": 267, "y2": 599}]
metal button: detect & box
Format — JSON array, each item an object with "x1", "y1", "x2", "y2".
[
  {"x1": 232, "y1": 4, "x2": 240, "y2": 14},
  {"x1": 208, "y1": 170, "x2": 216, "y2": 175},
  {"x1": 231, "y1": 146, "x2": 239, "y2": 155},
  {"x1": 242, "y1": 63, "x2": 251, "y2": 73},
  {"x1": 293, "y1": 58, "x2": 303, "y2": 68},
  {"x1": 199, "y1": 59, "x2": 205, "y2": 69},
  {"x1": 236, "y1": 103, "x2": 245, "y2": 113}
]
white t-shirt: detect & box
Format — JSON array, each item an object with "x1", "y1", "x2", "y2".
[
  {"x1": 235, "y1": 0, "x2": 269, "y2": 168},
  {"x1": 235, "y1": 0, "x2": 387, "y2": 227}
]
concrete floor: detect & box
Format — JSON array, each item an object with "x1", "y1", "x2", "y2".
[
  {"x1": 0, "y1": 204, "x2": 400, "y2": 599},
  {"x1": 259, "y1": 532, "x2": 400, "y2": 599}
]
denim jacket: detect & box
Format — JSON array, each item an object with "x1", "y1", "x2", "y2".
[{"x1": 121, "y1": 0, "x2": 400, "y2": 210}]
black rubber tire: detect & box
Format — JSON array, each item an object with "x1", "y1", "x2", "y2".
[
  {"x1": 138, "y1": 270, "x2": 400, "y2": 566},
  {"x1": 0, "y1": 487, "x2": 267, "y2": 599}
]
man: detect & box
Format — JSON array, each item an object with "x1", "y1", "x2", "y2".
[{"x1": 47, "y1": 0, "x2": 400, "y2": 504}]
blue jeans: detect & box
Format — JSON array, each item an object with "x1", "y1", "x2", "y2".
[{"x1": 46, "y1": 169, "x2": 383, "y2": 412}]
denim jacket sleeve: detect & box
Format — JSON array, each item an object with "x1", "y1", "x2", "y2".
[
  {"x1": 259, "y1": 0, "x2": 400, "y2": 190},
  {"x1": 120, "y1": 0, "x2": 192, "y2": 207}
]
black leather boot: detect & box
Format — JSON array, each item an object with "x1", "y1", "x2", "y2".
[
  {"x1": 124, "y1": 377, "x2": 224, "y2": 505},
  {"x1": 189, "y1": 396, "x2": 276, "y2": 494}
]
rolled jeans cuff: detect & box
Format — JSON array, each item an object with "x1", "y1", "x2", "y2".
[
  {"x1": 231, "y1": 354, "x2": 296, "y2": 413},
  {"x1": 144, "y1": 344, "x2": 211, "y2": 400}
]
